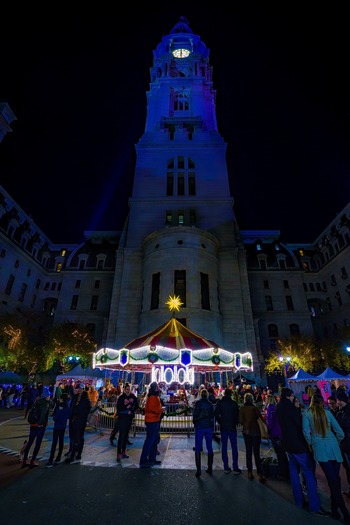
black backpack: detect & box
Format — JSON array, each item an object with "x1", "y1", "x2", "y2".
[{"x1": 27, "y1": 403, "x2": 40, "y2": 424}]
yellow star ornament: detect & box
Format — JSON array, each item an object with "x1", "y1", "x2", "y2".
[{"x1": 165, "y1": 295, "x2": 183, "y2": 312}]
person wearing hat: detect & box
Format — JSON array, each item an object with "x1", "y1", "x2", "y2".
[
  {"x1": 336, "y1": 391, "x2": 350, "y2": 497},
  {"x1": 21, "y1": 390, "x2": 50, "y2": 469},
  {"x1": 193, "y1": 388, "x2": 215, "y2": 477},
  {"x1": 275, "y1": 387, "x2": 328, "y2": 517},
  {"x1": 139, "y1": 382, "x2": 164, "y2": 468},
  {"x1": 65, "y1": 383, "x2": 91, "y2": 464}
]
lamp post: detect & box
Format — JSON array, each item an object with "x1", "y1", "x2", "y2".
[{"x1": 279, "y1": 356, "x2": 291, "y2": 387}]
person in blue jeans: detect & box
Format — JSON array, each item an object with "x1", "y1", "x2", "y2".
[
  {"x1": 215, "y1": 388, "x2": 241, "y2": 474},
  {"x1": 46, "y1": 393, "x2": 71, "y2": 467},
  {"x1": 193, "y1": 388, "x2": 215, "y2": 477},
  {"x1": 21, "y1": 391, "x2": 50, "y2": 468},
  {"x1": 276, "y1": 387, "x2": 329, "y2": 518},
  {"x1": 139, "y1": 382, "x2": 164, "y2": 468}
]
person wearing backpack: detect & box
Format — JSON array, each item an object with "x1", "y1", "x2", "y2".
[{"x1": 21, "y1": 391, "x2": 50, "y2": 469}]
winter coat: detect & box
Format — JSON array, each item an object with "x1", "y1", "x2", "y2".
[
  {"x1": 117, "y1": 392, "x2": 139, "y2": 419},
  {"x1": 214, "y1": 395, "x2": 239, "y2": 432},
  {"x1": 303, "y1": 408, "x2": 344, "y2": 462},
  {"x1": 53, "y1": 401, "x2": 71, "y2": 430},
  {"x1": 266, "y1": 404, "x2": 282, "y2": 439},
  {"x1": 31, "y1": 398, "x2": 50, "y2": 427},
  {"x1": 336, "y1": 402, "x2": 350, "y2": 453},
  {"x1": 275, "y1": 397, "x2": 309, "y2": 454},
  {"x1": 70, "y1": 390, "x2": 91, "y2": 427},
  {"x1": 239, "y1": 401, "x2": 261, "y2": 436},
  {"x1": 144, "y1": 392, "x2": 163, "y2": 423},
  {"x1": 193, "y1": 397, "x2": 214, "y2": 430}
]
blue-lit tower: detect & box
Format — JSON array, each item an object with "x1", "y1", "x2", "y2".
[{"x1": 107, "y1": 17, "x2": 263, "y2": 380}]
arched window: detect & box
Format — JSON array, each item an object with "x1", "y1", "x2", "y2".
[{"x1": 290, "y1": 324, "x2": 300, "y2": 337}]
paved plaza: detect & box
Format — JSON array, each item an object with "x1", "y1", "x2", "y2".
[{"x1": 0, "y1": 409, "x2": 349, "y2": 524}]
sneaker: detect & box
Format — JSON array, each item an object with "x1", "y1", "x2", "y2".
[
  {"x1": 46, "y1": 461, "x2": 54, "y2": 468},
  {"x1": 54, "y1": 457, "x2": 62, "y2": 465},
  {"x1": 121, "y1": 453, "x2": 129, "y2": 459},
  {"x1": 29, "y1": 461, "x2": 39, "y2": 469},
  {"x1": 233, "y1": 469, "x2": 242, "y2": 475},
  {"x1": 65, "y1": 457, "x2": 74, "y2": 464},
  {"x1": 150, "y1": 460, "x2": 162, "y2": 465},
  {"x1": 312, "y1": 510, "x2": 330, "y2": 517},
  {"x1": 21, "y1": 460, "x2": 30, "y2": 468},
  {"x1": 117, "y1": 454, "x2": 122, "y2": 462},
  {"x1": 224, "y1": 468, "x2": 232, "y2": 474},
  {"x1": 64, "y1": 451, "x2": 71, "y2": 457}
]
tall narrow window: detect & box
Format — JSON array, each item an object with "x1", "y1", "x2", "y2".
[
  {"x1": 200, "y1": 272, "x2": 210, "y2": 310},
  {"x1": 188, "y1": 172, "x2": 196, "y2": 195},
  {"x1": 70, "y1": 295, "x2": 79, "y2": 310},
  {"x1": 286, "y1": 296, "x2": 294, "y2": 311},
  {"x1": 177, "y1": 173, "x2": 185, "y2": 195},
  {"x1": 90, "y1": 295, "x2": 99, "y2": 311},
  {"x1": 151, "y1": 273, "x2": 160, "y2": 310},
  {"x1": 18, "y1": 283, "x2": 27, "y2": 303},
  {"x1": 5, "y1": 275, "x2": 15, "y2": 295},
  {"x1": 265, "y1": 296, "x2": 273, "y2": 311},
  {"x1": 263, "y1": 280, "x2": 269, "y2": 289},
  {"x1": 167, "y1": 173, "x2": 174, "y2": 196},
  {"x1": 94, "y1": 280, "x2": 101, "y2": 289},
  {"x1": 166, "y1": 156, "x2": 196, "y2": 197},
  {"x1": 174, "y1": 270, "x2": 186, "y2": 306},
  {"x1": 283, "y1": 280, "x2": 289, "y2": 289}
]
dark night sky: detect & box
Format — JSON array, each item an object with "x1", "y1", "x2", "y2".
[{"x1": 1, "y1": 5, "x2": 349, "y2": 244}]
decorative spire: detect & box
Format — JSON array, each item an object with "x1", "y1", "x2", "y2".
[{"x1": 169, "y1": 16, "x2": 192, "y2": 34}]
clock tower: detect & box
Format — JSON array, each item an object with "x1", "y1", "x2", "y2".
[{"x1": 107, "y1": 17, "x2": 262, "y2": 381}]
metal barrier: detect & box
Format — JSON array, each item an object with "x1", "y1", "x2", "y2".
[{"x1": 94, "y1": 402, "x2": 221, "y2": 436}]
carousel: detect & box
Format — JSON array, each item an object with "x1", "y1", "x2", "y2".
[{"x1": 92, "y1": 296, "x2": 253, "y2": 388}]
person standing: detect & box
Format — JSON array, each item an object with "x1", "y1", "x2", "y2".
[
  {"x1": 214, "y1": 388, "x2": 241, "y2": 474},
  {"x1": 239, "y1": 392, "x2": 266, "y2": 483},
  {"x1": 21, "y1": 391, "x2": 50, "y2": 468},
  {"x1": 46, "y1": 393, "x2": 71, "y2": 467},
  {"x1": 139, "y1": 382, "x2": 164, "y2": 468},
  {"x1": 193, "y1": 388, "x2": 215, "y2": 477},
  {"x1": 25, "y1": 383, "x2": 39, "y2": 419},
  {"x1": 275, "y1": 387, "x2": 328, "y2": 517},
  {"x1": 303, "y1": 393, "x2": 349, "y2": 523},
  {"x1": 65, "y1": 383, "x2": 91, "y2": 464},
  {"x1": 116, "y1": 383, "x2": 139, "y2": 462},
  {"x1": 265, "y1": 393, "x2": 290, "y2": 480},
  {"x1": 335, "y1": 391, "x2": 350, "y2": 498}
]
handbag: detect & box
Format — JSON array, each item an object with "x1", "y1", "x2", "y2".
[{"x1": 257, "y1": 417, "x2": 269, "y2": 439}]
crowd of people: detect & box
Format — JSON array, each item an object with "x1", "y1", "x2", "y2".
[{"x1": 3, "y1": 375, "x2": 350, "y2": 520}]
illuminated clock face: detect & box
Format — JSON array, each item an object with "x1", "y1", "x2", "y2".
[{"x1": 172, "y1": 49, "x2": 190, "y2": 58}]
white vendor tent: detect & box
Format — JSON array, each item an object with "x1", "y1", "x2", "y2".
[
  {"x1": 313, "y1": 367, "x2": 348, "y2": 381},
  {"x1": 287, "y1": 368, "x2": 318, "y2": 396}
]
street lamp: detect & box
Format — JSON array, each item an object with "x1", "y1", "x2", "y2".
[{"x1": 279, "y1": 356, "x2": 291, "y2": 387}]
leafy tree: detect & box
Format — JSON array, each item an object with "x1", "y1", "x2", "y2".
[
  {"x1": 264, "y1": 333, "x2": 350, "y2": 377},
  {"x1": 0, "y1": 312, "x2": 46, "y2": 374},
  {"x1": 42, "y1": 322, "x2": 97, "y2": 372}
]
